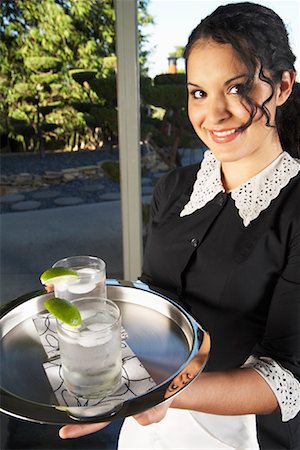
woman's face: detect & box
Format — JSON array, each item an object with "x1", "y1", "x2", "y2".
[{"x1": 187, "y1": 39, "x2": 282, "y2": 165}]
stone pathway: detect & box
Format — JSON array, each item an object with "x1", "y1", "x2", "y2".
[
  {"x1": 11, "y1": 200, "x2": 42, "y2": 211},
  {"x1": 0, "y1": 177, "x2": 156, "y2": 213}
]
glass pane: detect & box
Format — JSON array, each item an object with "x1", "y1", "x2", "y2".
[
  {"x1": 0, "y1": 1, "x2": 122, "y2": 304},
  {"x1": 1, "y1": 1, "x2": 125, "y2": 447}
]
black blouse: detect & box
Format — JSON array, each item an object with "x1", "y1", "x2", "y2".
[{"x1": 140, "y1": 162, "x2": 300, "y2": 449}]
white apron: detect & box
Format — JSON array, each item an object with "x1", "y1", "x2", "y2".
[{"x1": 118, "y1": 409, "x2": 259, "y2": 450}]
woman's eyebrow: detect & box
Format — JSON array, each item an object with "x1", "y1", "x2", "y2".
[
  {"x1": 187, "y1": 82, "x2": 201, "y2": 88},
  {"x1": 224, "y1": 73, "x2": 247, "y2": 86},
  {"x1": 187, "y1": 74, "x2": 247, "y2": 89}
]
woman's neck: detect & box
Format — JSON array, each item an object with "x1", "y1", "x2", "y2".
[{"x1": 221, "y1": 147, "x2": 284, "y2": 192}]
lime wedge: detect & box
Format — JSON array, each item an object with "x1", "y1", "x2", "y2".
[
  {"x1": 40, "y1": 267, "x2": 78, "y2": 285},
  {"x1": 44, "y1": 297, "x2": 82, "y2": 327}
]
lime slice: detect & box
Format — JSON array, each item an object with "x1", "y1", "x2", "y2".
[
  {"x1": 44, "y1": 297, "x2": 82, "y2": 327},
  {"x1": 40, "y1": 267, "x2": 78, "y2": 285}
]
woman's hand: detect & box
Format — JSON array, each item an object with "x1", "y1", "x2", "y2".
[
  {"x1": 59, "y1": 421, "x2": 110, "y2": 439},
  {"x1": 59, "y1": 399, "x2": 173, "y2": 438},
  {"x1": 133, "y1": 399, "x2": 173, "y2": 426},
  {"x1": 45, "y1": 283, "x2": 54, "y2": 293}
]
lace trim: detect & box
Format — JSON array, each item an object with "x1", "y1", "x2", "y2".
[
  {"x1": 243, "y1": 356, "x2": 300, "y2": 422},
  {"x1": 180, "y1": 150, "x2": 300, "y2": 226},
  {"x1": 231, "y1": 154, "x2": 300, "y2": 226},
  {"x1": 180, "y1": 150, "x2": 225, "y2": 217}
]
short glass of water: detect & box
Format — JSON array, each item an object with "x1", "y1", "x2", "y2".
[{"x1": 52, "y1": 255, "x2": 106, "y2": 300}]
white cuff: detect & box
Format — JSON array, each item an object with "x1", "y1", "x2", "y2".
[{"x1": 243, "y1": 356, "x2": 300, "y2": 422}]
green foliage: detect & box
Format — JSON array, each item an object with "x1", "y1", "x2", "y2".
[
  {"x1": 69, "y1": 70, "x2": 97, "y2": 85},
  {"x1": 9, "y1": 119, "x2": 35, "y2": 137},
  {"x1": 101, "y1": 160, "x2": 120, "y2": 183},
  {"x1": 39, "y1": 104, "x2": 62, "y2": 116},
  {"x1": 141, "y1": 74, "x2": 187, "y2": 110},
  {"x1": 70, "y1": 74, "x2": 118, "y2": 145},
  {"x1": 88, "y1": 77, "x2": 117, "y2": 105},
  {"x1": 143, "y1": 84, "x2": 187, "y2": 110},
  {"x1": 140, "y1": 73, "x2": 196, "y2": 169},
  {"x1": 154, "y1": 73, "x2": 186, "y2": 85},
  {"x1": 90, "y1": 107, "x2": 118, "y2": 132},
  {"x1": 0, "y1": 0, "x2": 153, "y2": 152},
  {"x1": 41, "y1": 123, "x2": 59, "y2": 132},
  {"x1": 168, "y1": 45, "x2": 185, "y2": 59},
  {"x1": 24, "y1": 56, "x2": 63, "y2": 73},
  {"x1": 0, "y1": 0, "x2": 194, "y2": 167},
  {"x1": 71, "y1": 101, "x2": 94, "y2": 114}
]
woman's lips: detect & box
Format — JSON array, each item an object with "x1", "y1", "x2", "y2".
[{"x1": 209, "y1": 128, "x2": 241, "y2": 143}]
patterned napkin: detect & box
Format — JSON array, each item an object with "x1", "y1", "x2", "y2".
[{"x1": 33, "y1": 313, "x2": 156, "y2": 408}]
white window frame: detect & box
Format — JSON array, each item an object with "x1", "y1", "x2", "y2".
[{"x1": 115, "y1": 0, "x2": 143, "y2": 280}]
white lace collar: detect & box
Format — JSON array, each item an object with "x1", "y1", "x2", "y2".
[{"x1": 180, "y1": 150, "x2": 300, "y2": 226}]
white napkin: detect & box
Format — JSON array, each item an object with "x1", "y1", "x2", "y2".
[{"x1": 33, "y1": 313, "x2": 156, "y2": 408}]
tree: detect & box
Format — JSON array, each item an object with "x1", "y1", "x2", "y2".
[
  {"x1": 168, "y1": 45, "x2": 185, "y2": 59},
  {"x1": 141, "y1": 74, "x2": 198, "y2": 169},
  {"x1": 0, "y1": 0, "x2": 153, "y2": 152},
  {"x1": 70, "y1": 69, "x2": 118, "y2": 149}
]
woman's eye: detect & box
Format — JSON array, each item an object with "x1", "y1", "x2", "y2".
[
  {"x1": 191, "y1": 90, "x2": 206, "y2": 99},
  {"x1": 229, "y1": 84, "x2": 244, "y2": 95}
]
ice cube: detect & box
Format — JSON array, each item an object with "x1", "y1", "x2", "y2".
[
  {"x1": 77, "y1": 268, "x2": 95, "y2": 275},
  {"x1": 79, "y1": 335, "x2": 97, "y2": 347},
  {"x1": 78, "y1": 268, "x2": 104, "y2": 284},
  {"x1": 79, "y1": 327, "x2": 111, "y2": 345},
  {"x1": 61, "y1": 325, "x2": 80, "y2": 341},
  {"x1": 78, "y1": 329, "x2": 97, "y2": 347},
  {"x1": 80, "y1": 309, "x2": 97, "y2": 321},
  {"x1": 68, "y1": 282, "x2": 96, "y2": 294},
  {"x1": 87, "y1": 322, "x2": 110, "y2": 332},
  {"x1": 95, "y1": 333, "x2": 111, "y2": 345},
  {"x1": 77, "y1": 267, "x2": 96, "y2": 275}
]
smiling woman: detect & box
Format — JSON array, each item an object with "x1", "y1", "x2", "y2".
[{"x1": 186, "y1": 41, "x2": 294, "y2": 190}]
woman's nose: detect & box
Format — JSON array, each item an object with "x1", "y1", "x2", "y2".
[{"x1": 206, "y1": 95, "x2": 231, "y2": 124}]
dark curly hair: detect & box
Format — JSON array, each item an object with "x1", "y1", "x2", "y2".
[{"x1": 184, "y1": 2, "x2": 300, "y2": 157}]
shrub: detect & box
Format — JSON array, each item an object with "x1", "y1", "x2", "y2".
[{"x1": 101, "y1": 160, "x2": 120, "y2": 183}]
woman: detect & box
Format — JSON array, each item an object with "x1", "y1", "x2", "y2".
[{"x1": 59, "y1": 3, "x2": 300, "y2": 448}]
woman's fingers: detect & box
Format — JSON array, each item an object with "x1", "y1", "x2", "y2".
[
  {"x1": 45, "y1": 283, "x2": 54, "y2": 293},
  {"x1": 59, "y1": 422, "x2": 110, "y2": 439},
  {"x1": 133, "y1": 400, "x2": 172, "y2": 426}
]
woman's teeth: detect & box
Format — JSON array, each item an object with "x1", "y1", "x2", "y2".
[{"x1": 212, "y1": 129, "x2": 236, "y2": 137}]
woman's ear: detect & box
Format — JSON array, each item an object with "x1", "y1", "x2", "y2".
[{"x1": 276, "y1": 70, "x2": 296, "y2": 106}]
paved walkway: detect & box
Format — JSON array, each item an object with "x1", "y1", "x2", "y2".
[
  {"x1": 0, "y1": 194, "x2": 153, "y2": 305},
  {"x1": 0, "y1": 165, "x2": 156, "y2": 305},
  {"x1": 0, "y1": 200, "x2": 124, "y2": 304}
]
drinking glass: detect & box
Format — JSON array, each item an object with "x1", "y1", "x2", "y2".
[
  {"x1": 52, "y1": 255, "x2": 107, "y2": 301},
  {"x1": 56, "y1": 296, "x2": 122, "y2": 398}
]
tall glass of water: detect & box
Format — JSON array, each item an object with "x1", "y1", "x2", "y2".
[{"x1": 56, "y1": 296, "x2": 122, "y2": 398}]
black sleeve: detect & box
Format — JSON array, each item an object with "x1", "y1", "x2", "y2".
[{"x1": 253, "y1": 222, "x2": 300, "y2": 381}]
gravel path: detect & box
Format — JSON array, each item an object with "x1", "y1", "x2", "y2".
[{"x1": 1, "y1": 148, "x2": 118, "y2": 175}]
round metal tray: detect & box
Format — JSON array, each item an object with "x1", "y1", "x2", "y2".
[{"x1": 0, "y1": 279, "x2": 210, "y2": 425}]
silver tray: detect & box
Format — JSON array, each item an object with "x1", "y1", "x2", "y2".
[{"x1": 0, "y1": 279, "x2": 210, "y2": 425}]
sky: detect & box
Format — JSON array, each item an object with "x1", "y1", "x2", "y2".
[{"x1": 144, "y1": 0, "x2": 300, "y2": 79}]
